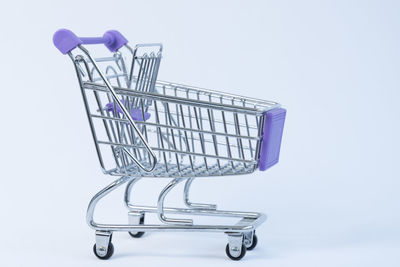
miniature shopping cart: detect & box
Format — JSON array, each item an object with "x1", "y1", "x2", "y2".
[{"x1": 53, "y1": 29, "x2": 286, "y2": 261}]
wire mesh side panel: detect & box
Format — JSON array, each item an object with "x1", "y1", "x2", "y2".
[
  {"x1": 82, "y1": 80, "x2": 278, "y2": 177},
  {"x1": 72, "y1": 46, "x2": 162, "y2": 174},
  {"x1": 145, "y1": 88, "x2": 264, "y2": 177},
  {"x1": 128, "y1": 45, "x2": 162, "y2": 96}
]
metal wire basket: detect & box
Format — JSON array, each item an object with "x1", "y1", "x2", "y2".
[{"x1": 54, "y1": 29, "x2": 286, "y2": 261}]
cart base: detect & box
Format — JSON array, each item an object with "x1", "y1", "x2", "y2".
[{"x1": 87, "y1": 176, "x2": 266, "y2": 260}]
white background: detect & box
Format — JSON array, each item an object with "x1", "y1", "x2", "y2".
[{"x1": 1, "y1": 0, "x2": 399, "y2": 266}]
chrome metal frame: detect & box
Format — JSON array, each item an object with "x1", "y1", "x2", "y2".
[
  {"x1": 87, "y1": 176, "x2": 266, "y2": 232},
  {"x1": 87, "y1": 175, "x2": 266, "y2": 258},
  {"x1": 66, "y1": 42, "x2": 276, "y2": 260}
]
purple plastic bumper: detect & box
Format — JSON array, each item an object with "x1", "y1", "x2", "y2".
[{"x1": 258, "y1": 108, "x2": 286, "y2": 171}]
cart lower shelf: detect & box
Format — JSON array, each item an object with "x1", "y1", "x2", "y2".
[{"x1": 87, "y1": 176, "x2": 267, "y2": 261}]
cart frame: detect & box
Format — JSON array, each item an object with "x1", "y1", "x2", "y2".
[{"x1": 53, "y1": 29, "x2": 286, "y2": 260}]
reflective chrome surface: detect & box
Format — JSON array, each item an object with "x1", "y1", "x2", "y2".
[{"x1": 66, "y1": 42, "x2": 273, "y2": 260}]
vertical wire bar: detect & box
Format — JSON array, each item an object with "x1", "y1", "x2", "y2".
[
  {"x1": 154, "y1": 101, "x2": 168, "y2": 173},
  {"x1": 234, "y1": 112, "x2": 246, "y2": 169},
  {"x1": 140, "y1": 99, "x2": 150, "y2": 165},
  {"x1": 207, "y1": 95, "x2": 221, "y2": 170},
  {"x1": 163, "y1": 86, "x2": 172, "y2": 159},
  {"x1": 220, "y1": 97, "x2": 234, "y2": 170},
  {"x1": 127, "y1": 48, "x2": 137, "y2": 88},
  {"x1": 196, "y1": 92, "x2": 204, "y2": 131},
  {"x1": 140, "y1": 57, "x2": 150, "y2": 93},
  {"x1": 150, "y1": 55, "x2": 161, "y2": 93},
  {"x1": 165, "y1": 103, "x2": 181, "y2": 173},
  {"x1": 179, "y1": 104, "x2": 194, "y2": 172},
  {"x1": 139, "y1": 55, "x2": 151, "y2": 92},
  {"x1": 131, "y1": 57, "x2": 144, "y2": 108},
  {"x1": 193, "y1": 106, "x2": 208, "y2": 171},
  {"x1": 174, "y1": 87, "x2": 183, "y2": 157},
  {"x1": 253, "y1": 112, "x2": 265, "y2": 171},
  {"x1": 186, "y1": 90, "x2": 195, "y2": 159},
  {"x1": 231, "y1": 99, "x2": 244, "y2": 164},
  {"x1": 243, "y1": 100, "x2": 254, "y2": 158},
  {"x1": 143, "y1": 55, "x2": 155, "y2": 93},
  {"x1": 135, "y1": 56, "x2": 146, "y2": 92},
  {"x1": 115, "y1": 104, "x2": 125, "y2": 167},
  {"x1": 115, "y1": 52, "x2": 130, "y2": 87}
]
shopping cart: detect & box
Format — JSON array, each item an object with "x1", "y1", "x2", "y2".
[{"x1": 53, "y1": 29, "x2": 286, "y2": 260}]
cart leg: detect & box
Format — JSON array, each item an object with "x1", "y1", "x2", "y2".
[
  {"x1": 87, "y1": 175, "x2": 132, "y2": 229},
  {"x1": 226, "y1": 233, "x2": 246, "y2": 260},
  {"x1": 158, "y1": 178, "x2": 193, "y2": 225},
  {"x1": 243, "y1": 230, "x2": 253, "y2": 248},
  {"x1": 243, "y1": 230, "x2": 258, "y2": 250},
  {"x1": 123, "y1": 177, "x2": 141, "y2": 210},
  {"x1": 124, "y1": 178, "x2": 147, "y2": 238},
  {"x1": 128, "y1": 211, "x2": 145, "y2": 238},
  {"x1": 93, "y1": 230, "x2": 114, "y2": 259},
  {"x1": 183, "y1": 177, "x2": 217, "y2": 210}
]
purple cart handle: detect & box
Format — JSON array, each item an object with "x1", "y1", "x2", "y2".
[{"x1": 53, "y1": 29, "x2": 128, "y2": 54}]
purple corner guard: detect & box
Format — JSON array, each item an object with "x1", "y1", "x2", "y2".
[
  {"x1": 105, "y1": 101, "x2": 150, "y2": 121},
  {"x1": 53, "y1": 29, "x2": 128, "y2": 54},
  {"x1": 258, "y1": 108, "x2": 286, "y2": 171}
]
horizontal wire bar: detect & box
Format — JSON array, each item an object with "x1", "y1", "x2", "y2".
[
  {"x1": 92, "y1": 74, "x2": 127, "y2": 82},
  {"x1": 145, "y1": 107, "x2": 261, "y2": 130},
  {"x1": 130, "y1": 78, "x2": 278, "y2": 108},
  {"x1": 90, "y1": 56, "x2": 119, "y2": 62},
  {"x1": 109, "y1": 161, "x2": 255, "y2": 178},
  {"x1": 83, "y1": 83, "x2": 279, "y2": 115},
  {"x1": 97, "y1": 141, "x2": 256, "y2": 163},
  {"x1": 90, "y1": 114, "x2": 260, "y2": 140}
]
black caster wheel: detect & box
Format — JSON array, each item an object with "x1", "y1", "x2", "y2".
[
  {"x1": 247, "y1": 234, "x2": 258, "y2": 250},
  {"x1": 128, "y1": 214, "x2": 145, "y2": 238},
  {"x1": 129, "y1": 231, "x2": 145, "y2": 238},
  {"x1": 93, "y1": 242, "x2": 114, "y2": 260},
  {"x1": 225, "y1": 243, "x2": 246, "y2": 261}
]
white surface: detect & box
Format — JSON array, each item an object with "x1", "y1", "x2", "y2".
[{"x1": 1, "y1": 0, "x2": 399, "y2": 266}]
